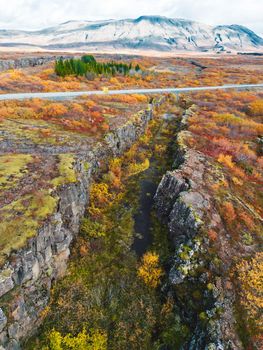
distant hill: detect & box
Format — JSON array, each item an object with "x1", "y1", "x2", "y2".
[{"x1": 0, "y1": 15, "x2": 262, "y2": 53}]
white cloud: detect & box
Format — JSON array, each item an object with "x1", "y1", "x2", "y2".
[{"x1": 0, "y1": 0, "x2": 262, "y2": 36}]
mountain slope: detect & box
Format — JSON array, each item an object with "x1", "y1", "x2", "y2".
[{"x1": 0, "y1": 15, "x2": 262, "y2": 53}]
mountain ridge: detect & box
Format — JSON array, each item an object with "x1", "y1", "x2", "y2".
[{"x1": 0, "y1": 15, "x2": 262, "y2": 53}]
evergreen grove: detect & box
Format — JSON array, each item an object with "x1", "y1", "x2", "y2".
[{"x1": 55, "y1": 55, "x2": 141, "y2": 77}]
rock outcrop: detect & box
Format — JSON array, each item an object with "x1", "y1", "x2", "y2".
[
  {"x1": 0, "y1": 100, "x2": 162, "y2": 349},
  {"x1": 0, "y1": 56, "x2": 71, "y2": 72},
  {"x1": 154, "y1": 105, "x2": 243, "y2": 349}
]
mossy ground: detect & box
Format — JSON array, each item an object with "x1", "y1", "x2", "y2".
[
  {"x1": 51, "y1": 154, "x2": 77, "y2": 187},
  {"x1": 0, "y1": 153, "x2": 77, "y2": 265},
  {"x1": 0, "y1": 153, "x2": 32, "y2": 190},
  {"x1": 0, "y1": 190, "x2": 58, "y2": 265}
]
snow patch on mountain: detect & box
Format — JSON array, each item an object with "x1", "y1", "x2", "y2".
[{"x1": 0, "y1": 16, "x2": 262, "y2": 53}]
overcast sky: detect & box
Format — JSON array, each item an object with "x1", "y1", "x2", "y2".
[{"x1": 0, "y1": 0, "x2": 262, "y2": 36}]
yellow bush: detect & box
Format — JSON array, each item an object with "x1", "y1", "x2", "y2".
[
  {"x1": 48, "y1": 328, "x2": 107, "y2": 350},
  {"x1": 248, "y1": 99, "x2": 263, "y2": 116},
  {"x1": 138, "y1": 252, "x2": 163, "y2": 288},
  {"x1": 217, "y1": 153, "x2": 235, "y2": 168},
  {"x1": 109, "y1": 158, "x2": 122, "y2": 178},
  {"x1": 89, "y1": 183, "x2": 112, "y2": 207},
  {"x1": 236, "y1": 252, "x2": 263, "y2": 333},
  {"x1": 127, "y1": 158, "x2": 150, "y2": 176},
  {"x1": 217, "y1": 153, "x2": 245, "y2": 178},
  {"x1": 133, "y1": 94, "x2": 148, "y2": 103},
  {"x1": 88, "y1": 182, "x2": 114, "y2": 218}
]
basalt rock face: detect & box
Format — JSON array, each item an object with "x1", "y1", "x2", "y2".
[
  {"x1": 154, "y1": 106, "x2": 243, "y2": 350},
  {"x1": 0, "y1": 55, "x2": 71, "y2": 72},
  {"x1": 0, "y1": 103, "x2": 157, "y2": 349}
]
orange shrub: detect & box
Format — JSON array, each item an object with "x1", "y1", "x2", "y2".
[
  {"x1": 207, "y1": 229, "x2": 218, "y2": 242},
  {"x1": 42, "y1": 103, "x2": 67, "y2": 118},
  {"x1": 85, "y1": 100, "x2": 96, "y2": 109},
  {"x1": 239, "y1": 211, "x2": 254, "y2": 230},
  {"x1": 217, "y1": 153, "x2": 246, "y2": 178},
  {"x1": 222, "y1": 201, "x2": 236, "y2": 226},
  {"x1": 248, "y1": 99, "x2": 263, "y2": 116}
]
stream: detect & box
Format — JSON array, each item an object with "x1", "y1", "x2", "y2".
[
  {"x1": 132, "y1": 113, "x2": 177, "y2": 257},
  {"x1": 132, "y1": 169, "x2": 158, "y2": 256}
]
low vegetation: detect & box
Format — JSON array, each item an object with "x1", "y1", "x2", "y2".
[
  {"x1": 46, "y1": 328, "x2": 107, "y2": 350},
  {"x1": 1, "y1": 54, "x2": 263, "y2": 95}
]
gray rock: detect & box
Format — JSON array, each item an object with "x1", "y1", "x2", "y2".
[
  {"x1": 154, "y1": 105, "x2": 244, "y2": 350},
  {"x1": 0, "y1": 269, "x2": 14, "y2": 298},
  {"x1": 0, "y1": 330, "x2": 8, "y2": 345},
  {"x1": 0, "y1": 310, "x2": 7, "y2": 333},
  {"x1": 6, "y1": 339, "x2": 20, "y2": 350},
  {"x1": 154, "y1": 172, "x2": 189, "y2": 219},
  {"x1": 0, "y1": 55, "x2": 71, "y2": 72}
]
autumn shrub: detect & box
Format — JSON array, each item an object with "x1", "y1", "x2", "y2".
[
  {"x1": 218, "y1": 153, "x2": 235, "y2": 168},
  {"x1": 138, "y1": 252, "x2": 163, "y2": 288},
  {"x1": 133, "y1": 94, "x2": 148, "y2": 103},
  {"x1": 236, "y1": 253, "x2": 263, "y2": 335},
  {"x1": 103, "y1": 158, "x2": 123, "y2": 189},
  {"x1": 42, "y1": 103, "x2": 67, "y2": 118},
  {"x1": 221, "y1": 201, "x2": 237, "y2": 226},
  {"x1": 109, "y1": 158, "x2": 122, "y2": 178},
  {"x1": 124, "y1": 144, "x2": 138, "y2": 162},
  {"x1": 232, "y1": 176, "x2": 243, "y2": 186},
  {"x1": 248, "y1": 99, "x2": 263, "y2": 116},
  {"x1": 88, "y1": 183, "x2": 112, "y2": 210},
  {"x1": 47, "y1": 328, "x2": 107, "y2": 350},
  {"x1": 239, "y1": 211, "x2": 255, "y2": 230},
  {"x1": 207, "y1": 229, "x2": 218, "y2": 242},
  {"x1": 217, "y1": 153, "x2": 246, "y2": 178},
  {"x1": 80, "y1": 218, "x2": 106, "y2": 238},
  {"x1": 127, "y1": 158, "x2": 150, "y2": 176}
]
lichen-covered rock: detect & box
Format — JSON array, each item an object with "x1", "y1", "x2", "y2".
[
  {"x1": 169, "y1": 239, "x2": 204, "y2": 284},
  {"x1": 154, "y1": 105, "x2": 243, "y2": 350},
  {"x1": 0, "y1": 310, "x2": 7, "y2": 333},
  {"x1": 0, "y1": 269, "x2": 14, "y2": 298}
]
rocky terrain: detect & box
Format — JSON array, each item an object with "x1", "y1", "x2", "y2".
[
  {"x1": 0, "y1": 94, "x2": 164, "y2": 349},
  {"x1": 0, "y1": 55, "x2": 262, "y2": 349},
  {"x1": 155, "y1": 106, "x2": 242, "y2": 349},
  {"x1": 0, "y1": 16, "x2": 262, "y2": 53},
  {"x1": 153, "y1": 88, "x2": 262, "y2": 349}
]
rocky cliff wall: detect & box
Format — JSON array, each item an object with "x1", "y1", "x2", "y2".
[
  {"x1": 0, "y1": 56, "x2": 72, "y2": 72},
  {"x1": 0, "y1": 100, "x2": 163, "y2": 350},
  {"x1": 154, "y1": 105, "x2": 243, "y2": 350}
]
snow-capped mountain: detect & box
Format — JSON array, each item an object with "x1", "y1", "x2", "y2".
[{"x1": 0, "y1": 16, "x2": 262, "y2": 53}]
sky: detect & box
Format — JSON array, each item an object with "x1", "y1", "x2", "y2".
[{"x1": 0, "y1": 0, "x2": 262, "y2": 36}]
